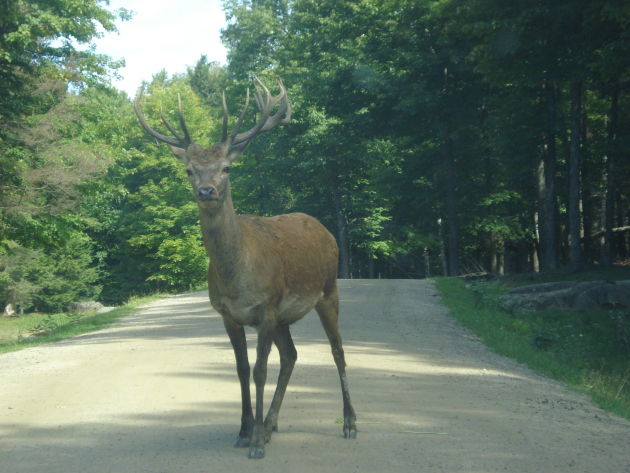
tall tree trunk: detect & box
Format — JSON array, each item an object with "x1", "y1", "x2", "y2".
[
  {"x1": 569, "y1": 82, "x2": 583, "y2": 272},
  {"x1": 438, "y1": 218, "x2": 448, "y2": 276},
  {"x1": 602, "y1": 81, "x2": 619, "y2": 267},
  {"x1": 518, "y1": 214, "x2": 529, "y2": 273},
  {"x1": 544, "y1": 81, "x2": 558, "y2": 269},
  {"x1": 331, "y1": 163, "x2": 349, "y2": 279},
  {"x1": 581, "y1": 105, "x2": 596, "y2": 264},
  {"x1": 482, "y1": 104, "x2": 496, "y2": 274},
  {"x1": 349, "y1": 246, "x2": 354, "y2": 278},
  {"x1": 490, "y1": 231, "x2": 498, "y2": 274},
  {"x1": 558, "y1": 90, "x2": 572, "y2": 266},
  {"x1": 536, "y1": 156, "x2": 549, "y2": 271},
  {"x1": 445, "y1": 134, "x2": 460, "y2": 277},
  {"x1": 617, "y1": 194, "x2": 628, "y2": 260}
]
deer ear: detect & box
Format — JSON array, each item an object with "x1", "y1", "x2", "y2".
[{"x1": 168, "y1": 145, "x2": 190, "y2": 164}]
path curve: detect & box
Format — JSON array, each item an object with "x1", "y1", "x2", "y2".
[{"x1": 1, "y1": 280, "x2": 629, "y2": 472}]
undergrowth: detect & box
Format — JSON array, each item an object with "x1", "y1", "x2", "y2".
[{"x1": 436, "y1": 276, "x2": 630, "y2": 420}]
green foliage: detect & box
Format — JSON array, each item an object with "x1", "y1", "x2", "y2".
[
  {"x1": 115, "y1": 78, "x2": 213, "y2": 292},
  {"x1": 187, "y1": 55, "x2": 229, "y2": 108},
  {"x1": 125, "y1": 178, "x2": 208, "y2": 290},
  {"x1": 0, "y1": 242, "x2": 41, "y2": 311},
  {"x1": 221, "y1": 0, "x2": 630, "y2": 277},
  {"x1": 32, "y1": 232, "x2": 101, "y2": 312},
  {"x1": 2, "y1": 0, "x2": 630, "y2": 315},
  {"x1": 0, "y1": 0, "x2": 131, "y2": 118},
  {"x1": 0, "y1": 233, "x2": 101, "y2": 313}
]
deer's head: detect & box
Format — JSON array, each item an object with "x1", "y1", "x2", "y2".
[{"x1": 134, "y1": 76, "x2": 290, "y2": 210}]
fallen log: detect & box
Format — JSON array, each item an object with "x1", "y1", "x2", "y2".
[{"x1": 581, "y1": 226, "x2": 630, "y2": 242}]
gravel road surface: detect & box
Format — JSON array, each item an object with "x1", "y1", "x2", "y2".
[{"x1": 1, "y1": 280, "x2": 629, "y2": 472}]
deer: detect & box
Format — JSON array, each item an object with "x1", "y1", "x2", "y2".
[{"x1": 134, "y1": 76, "x2": 357, "y2": 459}]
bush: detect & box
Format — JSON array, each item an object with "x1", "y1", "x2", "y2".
[{"x1": 0, "y1": 234, "x2": 101, "y2": 313}]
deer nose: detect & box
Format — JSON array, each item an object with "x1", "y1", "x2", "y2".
[{"x1": 197, "y1": 186, "x2": 216, "y2": 201}]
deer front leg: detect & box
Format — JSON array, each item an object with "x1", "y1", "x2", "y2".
[
  {"x1": 223, "y1": 318, "x2": 254, "y2": 448},
  {"x1": 249, "y1": 322, "x2": 274, "y2": 459}
]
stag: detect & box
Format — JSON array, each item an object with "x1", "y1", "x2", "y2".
[{"x1": 134, "y1": 77, "x2": 357, "y2": 459}]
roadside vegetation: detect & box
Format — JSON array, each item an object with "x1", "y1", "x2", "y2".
[
  {"x1": 436, "y1": 267, "x2": 630, "y2": 420},
  {"x1": 0, "y1": 294, "x2": 164, "y2": 356}
]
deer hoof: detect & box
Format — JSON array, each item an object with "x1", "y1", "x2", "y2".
[
  {"x1": 343, "y1": 414, "x2": 357, "y2": 439},
  {"x1": 234, "y1": 436, "x2": 251, "y2": 448},
  {"x1": 248, "y1": 446, "x2": 265, "y2": 459},
  {"x1": 264, "y1": 421, "x2": 278, "y2": 443}
]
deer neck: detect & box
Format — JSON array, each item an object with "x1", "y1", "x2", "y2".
[{"x1": 198, "y1": 195, "x2": 245, "y2": 282}]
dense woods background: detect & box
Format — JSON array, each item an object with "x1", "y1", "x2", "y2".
[{"x1": 1, "y1": 0, "x2": 629, "y2": 312}]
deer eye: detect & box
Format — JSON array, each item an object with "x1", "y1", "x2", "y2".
[
  {"x1": 223, "y1": 166, "x2": 230, "y2": 174},
  {"x1": 186, "y1": 169, "x2": 193, "y2": 176}
]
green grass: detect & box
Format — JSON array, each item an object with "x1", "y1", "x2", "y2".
[
  {"x1": 0, "y1": 294, "x2": 165, "y2": 356},
  {"x1": 436, "y1": 274, "x2": 630, "y2": 420}
]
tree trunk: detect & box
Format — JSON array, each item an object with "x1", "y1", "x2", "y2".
[
  {"x1": 368, "y1": 256, "x2": 375, "y2": 279},
  {"x1": 438, "y1": 218, "x2": 448, "y2": 276},
  {"x1": 617, "y1": 194, "x2": 628, "y2": 260},
  {"x1": 490, "y1": 231, "x2": 498, "y2": 274},
  {"x1": 518, "y1": 213, "x2": 530, "y2": 273},
  {"x1": 445, "y1": 135, "x2": 460, "y2": 277},
  {"x1": 536, "y1": 156, "x2": 549, "y2": 271},
  {"x1": 558, "y1": 90, "x2": 572, "y2": 266},
  {"x1": 424, "y1": 247, "x2": 431, "y2": 278},
  {"x1": 569, "y1": 82, "x2": 583, "y2": 272},
  {"x1": 544, "y1": 81, "x2": 558, "y2": 269},
  {"x1": 504, "y1": 247, "x2": 511, "y2": 275},
  {"x1": 602, "y1": 81, "x2": 619, "y2": 268},
  {"x1": 581, "y1": 105, "x2": 595, "y2": 264},
  {"x1": 331, "y1": 164, "x2": 349, "y2": 279}
]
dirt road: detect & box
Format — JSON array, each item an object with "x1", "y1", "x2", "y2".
[{"x1": 1, "y1": 280, "x2": 629, "y2": 472}]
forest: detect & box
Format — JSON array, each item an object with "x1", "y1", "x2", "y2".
[{"x1": 1, "y1": 0, "x2": 629, "y2": 313}]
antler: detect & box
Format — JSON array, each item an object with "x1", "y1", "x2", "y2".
[
  {"x1": 222, "y1": 76, "x2": 291, "y2": 151},
  {"x1": 134, "y1": 76, "x2": 290, "y2": 161},
  {"x1": 134, "y1": 87, "x2": 194, "y2": 149}
]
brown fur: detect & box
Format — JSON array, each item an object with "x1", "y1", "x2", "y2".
[{"x1": 134, "y1": 81, "x2": 356, "y2": 459}]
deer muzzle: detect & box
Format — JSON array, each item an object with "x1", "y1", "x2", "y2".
[{"x1": 197, "y1": 186, "x2": 217, "y2": 201}]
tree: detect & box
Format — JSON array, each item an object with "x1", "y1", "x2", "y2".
[
  {"x1": 0, "y1": 0, "x2": 131, "y2": 119},
  {"x1": 187, "y1": 55, "x2": 229, "y2": 108}
]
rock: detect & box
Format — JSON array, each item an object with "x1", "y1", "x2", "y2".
[
  {"x1": 500, "y1": 280, "x2": 630, "y2": 312},
  {"x1": 575, "y1": 281, "x2": 630, "y2": 310},
  {"x1": 2, "y1": 303, "x2": 17, "y2": 318},
  {"x1": 505, "y1": 281, "x2": 578, "y2": 295},
  {"x1": 95, "y1": 307, "x2": 115, "y2": 315},
  {"x1": 66, "y1": 301, "x2": 105, "y2": 313}
]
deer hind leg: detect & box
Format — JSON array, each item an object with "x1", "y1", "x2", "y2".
[
  {"x1": 263, "y1": 324, "x2": 297, "y2": 443},
  {"x1": 248, "y1": 321, "x2": 274, "y2": 459},
  {"x1": 223, "y1": 318, "x2": 254, "y2": 448},
  {"x1": 315, "y1": 289, "x2": 357, "y2": 439}
]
